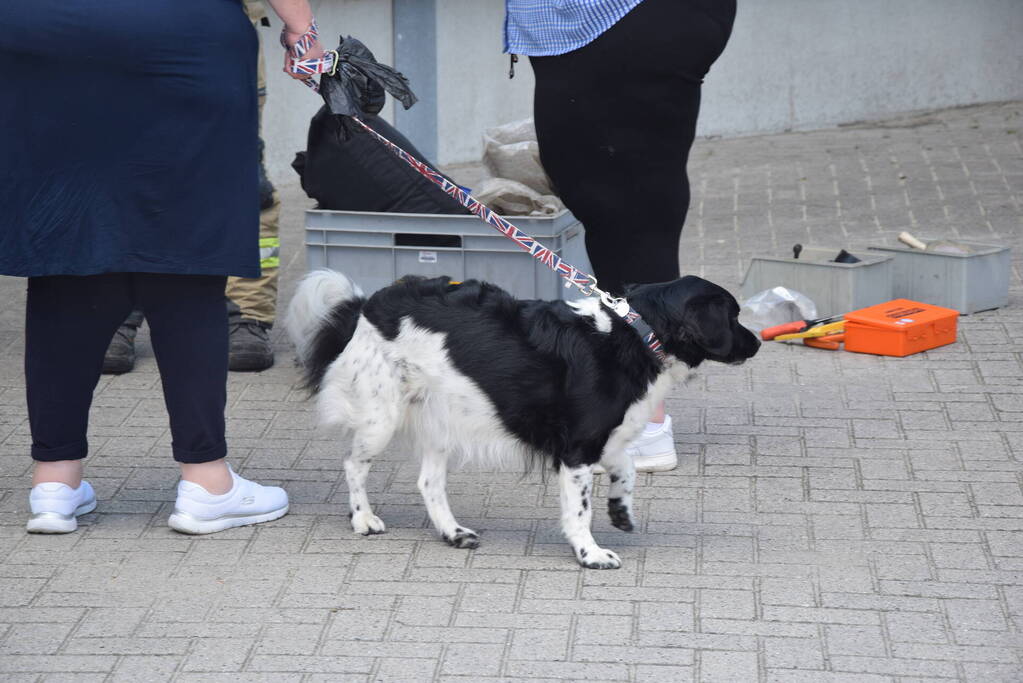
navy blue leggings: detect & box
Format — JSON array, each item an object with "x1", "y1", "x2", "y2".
[{"x1": 25, "y1": 273, "x2": 228, "y2": 464}]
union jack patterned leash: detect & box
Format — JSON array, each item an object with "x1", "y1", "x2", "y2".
[
  {"x1": 344, "y1": 116, "x2": 665, "y2": 361},
  {"x1": 286, "y1": 26, "x2": 665, "y2": 362}
]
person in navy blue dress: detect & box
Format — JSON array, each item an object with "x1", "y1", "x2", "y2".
[{"x1": 0, "y1": 0, "x2": 324, "y2": 535}]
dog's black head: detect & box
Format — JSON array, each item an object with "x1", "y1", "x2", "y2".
[{"x1": 626, "y1": 276, "x2": 760, "y2": 368}]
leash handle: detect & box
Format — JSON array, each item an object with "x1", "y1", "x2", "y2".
[{"x1": 285, "y1": 20, "x2": 335, "y2": 91}]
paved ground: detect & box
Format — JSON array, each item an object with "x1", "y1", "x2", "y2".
[{"x1": 1, "y1": 102, "x2": 1021, "y2": 682}]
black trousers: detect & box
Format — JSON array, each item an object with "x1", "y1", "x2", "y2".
[
  {"x1": 26, "y1": 273, "x2": 229, "y2": 464},
  {"x1": 531, "y1": 0, "x2": 736, "y2": 295}
]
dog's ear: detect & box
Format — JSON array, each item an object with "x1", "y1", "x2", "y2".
[{"x1": 682, "y1": 296, "x2": 734, "y2": 357}]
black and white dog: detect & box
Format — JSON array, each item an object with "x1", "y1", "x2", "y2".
[{"x1": 286, "y1": 270, "x2": 759, "y2": 568}]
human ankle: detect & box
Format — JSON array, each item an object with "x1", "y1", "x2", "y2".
[
  {"x1": 643, "y1": 421, "x2": 664, "y2": 434},
  {"x1": 32, "y1": 460, "x2": 84, "y2": 488},
  {"x1": 179, "y1": 459, "x2": 233, "y2": 495}
]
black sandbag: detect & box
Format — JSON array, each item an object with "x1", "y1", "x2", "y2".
[{"x1": 292, "y1": 106, "x2": 469, "y2": 215}]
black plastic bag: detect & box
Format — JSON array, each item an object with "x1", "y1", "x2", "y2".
[{"x1": 320, "y1": 36, "x2": 416, "y2": 122}]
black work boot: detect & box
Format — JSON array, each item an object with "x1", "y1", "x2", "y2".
[
  {"x1": 229, "y1": 318, "x2": 274, "y2": 372},
  {"x1": 102, "y1": 310, "x2": 144, "y2": 374}
]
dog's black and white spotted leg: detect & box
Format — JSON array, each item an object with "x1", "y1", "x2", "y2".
[
  {"x1": 418, "y1": 447, "x2": 479, "y2": 549},
  {"x1": 345, "y1": 434, "x2": 386, "y2": 536},
  {"x1": 559, "y1": 464, "x2": 621, "y2": 569},
  {"x1": 600, "y1": 447, "x2": 636, "y2": 532}
]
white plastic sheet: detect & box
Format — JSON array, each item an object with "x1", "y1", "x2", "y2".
[{"x1": 739, "y1": 286, "x2": 817, "y2": 333}]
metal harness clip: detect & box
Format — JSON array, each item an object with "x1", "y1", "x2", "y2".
[{"x1": 592, "y1": 284, "x2": 631, "y2": 318}]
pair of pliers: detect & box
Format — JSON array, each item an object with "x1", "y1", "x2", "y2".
[{"x1": 761, "y1": 314, "x2": 844, "y2": 341}]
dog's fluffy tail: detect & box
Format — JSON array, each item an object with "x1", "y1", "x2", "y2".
[{"x1": 285, "y1": 269, "x2": 366, "y2": 392}]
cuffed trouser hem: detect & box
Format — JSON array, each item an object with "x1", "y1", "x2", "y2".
[
  {"x1": 26, "y1": 273, "x2": 229, "y2": 469},
  {"x1": 172, "y1": 441, "x2": 228, "y2": 465},
  {"x1": 31, "y1": 440, "x2": 89, "y2": 462}
]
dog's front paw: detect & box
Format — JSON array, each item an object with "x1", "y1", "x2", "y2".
[
  {"x1": 351, "y1": 511, "x2": 387, "y2": 536},
  {"x1": 576, "y1": 546, "x2": 621, "y2": 570},
  {"x1": 443, "y1": 527, "x2": 480, "y2": 549},
  {"x1": 607, "y1": 497, "x2": 634, "y2": 532}
]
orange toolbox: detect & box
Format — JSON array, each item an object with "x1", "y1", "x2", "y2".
[{"x1": 843, "y1": 299, "x2": 959, "y2": 357}]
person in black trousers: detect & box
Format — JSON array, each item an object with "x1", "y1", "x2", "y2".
[{"x1": 521, "y1": 0, "x2": 737, "y2": 470}]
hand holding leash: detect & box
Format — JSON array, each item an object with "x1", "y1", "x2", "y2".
[{"x1": 282, "y1": 20, "x2": 333, "y2": 86}]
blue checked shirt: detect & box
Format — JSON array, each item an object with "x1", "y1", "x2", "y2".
[{"x1": 504, "y1": 0, "x2": 644, "y2": 57}]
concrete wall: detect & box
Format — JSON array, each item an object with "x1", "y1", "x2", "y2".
[
  {"x1": 700, "y1": 0, "x2": 1023, "y2": 138},
  {"x1": 435, "y1": 1, "x2": 535, "y2": 167},
  {"x1": 260, "y1": 0, "x2": 1023, "y2": 183}
]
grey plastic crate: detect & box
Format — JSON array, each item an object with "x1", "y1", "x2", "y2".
[
  {"x1": 740, "y1": 246, "x2": 894, "y2": 317},
  {"x1": 867, "y1": 241, "x2": 1010, "y2": 314},
  {"x1": 305, "y1": 208, "x2": 591, "y2": 300}
]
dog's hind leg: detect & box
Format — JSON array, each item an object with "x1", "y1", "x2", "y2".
[
  {"x1": 599, "y1": 448, "x2": 636, "y2": 532},
  {"x1": 418, "y1": 447, "x2": 479, "y2": 549},
  {"x1": 345, "y1": 429, "x2": 390, "y2": 535},
  {"x1": 559, "y1": 464, "x2": 621, "y2": 569}
]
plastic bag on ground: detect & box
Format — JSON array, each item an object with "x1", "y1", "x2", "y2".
[
  {"x1": 482, "y1": 118, "x2": 554, "y2": 196},
  {"x1": 485, "y1": 118, "x2": 538, "y2": 145},
  {"x1": 739, "y1": 287, "x2": 818, "y2": 333}
]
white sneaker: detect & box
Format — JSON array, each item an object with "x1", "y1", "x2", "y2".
[
  {"x1": 593, "y1": 415, "x2": 679, "y2": 474},
  {"x1": 27, "y1": 481, "x2": 97, "y2": 534},
  {"x1": 168, "y1": 467, "x2": 289, "y2": 535},
  {"x1": 627, "y1": 415, "x2": 678, "y2": 472}
]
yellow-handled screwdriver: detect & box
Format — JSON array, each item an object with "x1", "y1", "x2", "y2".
[{"x1": 773, "y1": 321, "x2": 845, "y2": 341}]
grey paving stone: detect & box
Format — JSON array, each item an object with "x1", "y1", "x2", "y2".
[
  {"x1": 826, "y1": 624, "x2": 889, "y2": 658},
  {"x1": 181, "y1": 638, "x2": 253, "y2": 673},
  {"x1": 699, "y1": 649, "x2": 759, "y2": 682},
  {"x1": 439, "y1": 642, "x2": 504, "y2": 677},
  {"x1": 635, "y1": 664, "x2": 695, "y2": 683},
  {"x1": 110, "y1": 655, "x2": 182, "y2": 681},
  {"x1": 763, "y1": 636, "x2": 826, "y2": 670},
  {"x1": 944, "y1": 598, "x2": 1009, "y2": 632},
  {"x1": 374, "y1": 656, "x2": 439, "y2": 682},
  {"x1": 962, "y1": 661, "x2": 1023, "y2": 683},
  {"x1": 638, "y1": 601, "x2": 695, "y2": 632},
  {"x1": 507, "y1": 628, "x2": 569, "y2": 662},
  {"x1": 1, "y1": 102, "x2": 1022, "y2": 681}
]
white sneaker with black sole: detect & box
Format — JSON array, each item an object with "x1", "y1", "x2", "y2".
[
  {"x1": 168, "y1": 466, "x2": 289, "y2": 535},
  {"x1": 595, "y1": 415, "x2": 678, "y2": 474},
  {"x1": 26, "y1": 481, "x2": 97, "y2": 534}
]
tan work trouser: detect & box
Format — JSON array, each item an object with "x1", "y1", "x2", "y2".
[{"x1": 227, "y1": 3, "x2": 280, "y2": 325}]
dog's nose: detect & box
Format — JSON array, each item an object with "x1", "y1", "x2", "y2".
[{"x1": 741, "y1": 332, "x2": 762, "y2": 358}]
